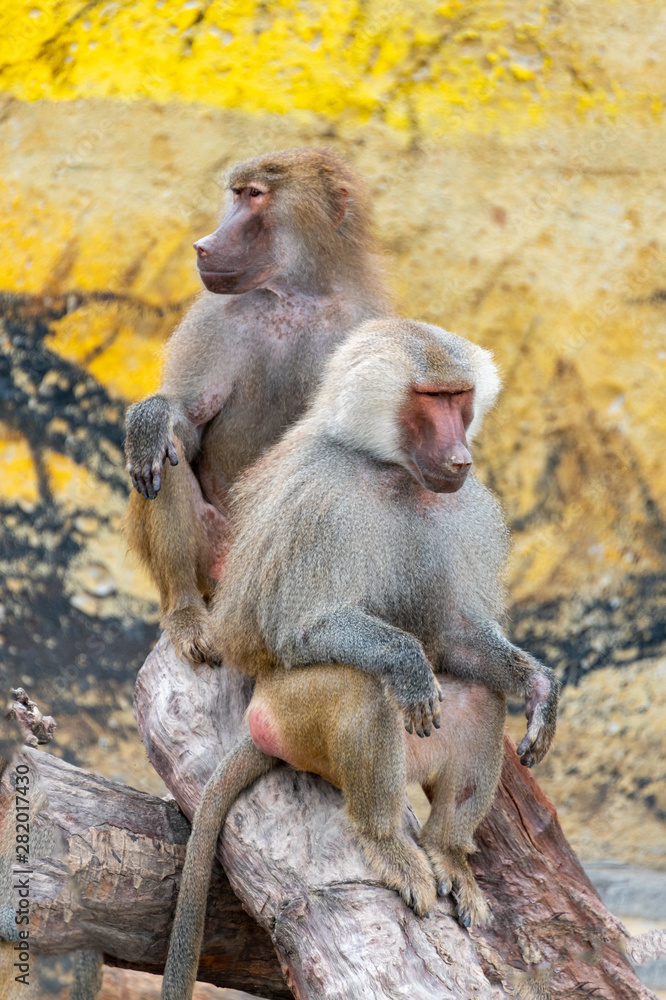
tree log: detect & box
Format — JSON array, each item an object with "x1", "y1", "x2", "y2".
[
  {"x1": 135, "y1": 635, "x2": 656, "y2": 1000},
  {"x1": 0, "y1": 746, "x2": 291, "y2": 999}
]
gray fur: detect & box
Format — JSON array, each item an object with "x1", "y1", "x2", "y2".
[
  {"x1": 208, "y1": 319, "x2": 559, "y2": 764},
  {"x1": 161, "y1": 318, "x2": 559, "y2": 999},
  {"x1": 123, "y1": 148, "x2": 391, "y2": 662}
]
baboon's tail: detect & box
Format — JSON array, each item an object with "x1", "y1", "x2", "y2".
[{"x1": 162, "y1": 732, "x2": 276, "y2": 1000}]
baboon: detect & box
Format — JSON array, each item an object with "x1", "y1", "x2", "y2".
[
  {"x1": 124, "y1": 148, "x2": 391, "y2": 662},
  {"x1": 161, "y1": 319, "x2": 560, "y2": 1000}
]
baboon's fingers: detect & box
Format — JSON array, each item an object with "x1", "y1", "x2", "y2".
[
  {"x1": 517, "y1": 731, "x2": 539, "y2": 767},
  {"x1": 167, "y1": 441, "x2": 179, "y2": 466},
  {"x1": 150, "y1": 464, "x2": 162, "y2": 500},
  {"x1": 518, "y1": 706, "x2": 555, "y2": 766},
  {"x1": 420, "y1": 699, "x2": 435, "y2": 737},
  {"x1": 140, "y1": 462, "x2": 154, "y2": 499},
  {"x1": 130, "y1": 466, "x2": 148, "y2": 498},
  {"x1": 406, "y1": 699, "x2": 441, "y2": 738},
  {"x1": 413, "y1": 704, "x2": 426, "y2": 738}
]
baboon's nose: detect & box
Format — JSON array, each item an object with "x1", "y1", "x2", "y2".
[{"x1": 443, "y1": 446, "x2": 472, "y2": 474}]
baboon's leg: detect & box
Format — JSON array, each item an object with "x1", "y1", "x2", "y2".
[
  {"x1": 416, "y1": 690, "x2": 503, "y2": 928},
  {"x1": 126, "y1": 440, "x2": 228, "y2": 663},
  {"x1": 419, "y1": 767, "x2": 491, "y2": 928},
  {"x1": 332, "y1": 687, "x2": 437, "y2": 917},
  {"x1": 252, "y1": 667, "x2": 438, "y2": 917}
]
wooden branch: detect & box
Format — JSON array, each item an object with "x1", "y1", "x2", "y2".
[
  {"x1": 136, "y1": 637, "x2": 508, "y2": 1000},
  {"x1": 135, "y1": 635, "x2": 656, "y2": 1000},
  {"x1": 0, "y1": 746, "x2": 291, "y2": 999},
  {"x1": 470, "y1": 733, "x2": 650, "y2": 998},
  {"x1": 6, "y1": 687, "x2": 56, "y2": 746}
]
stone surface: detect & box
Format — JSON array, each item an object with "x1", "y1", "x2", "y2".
[{"x1": 505, "y1": 655, "x2": 666, "y2": 871}]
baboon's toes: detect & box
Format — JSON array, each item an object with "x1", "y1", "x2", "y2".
[
  {"x1": 437, "y1": 878, "x2": 452, "y2": 897},
  {"x1": 454, "y1": 887, "x2": 491, "y2": 928},
  {"x1": 180, "y1": 637, "x2": 207, "y2": 665},
  {"x1": 402, "y1": 875, "x2": 437, "y2": 917},
  {"x1": 420, "y1": 843, "x2": 454, "y2": 898},
  {"x1": 166, "y1": 610, "x2": 221, "y2": 667}
]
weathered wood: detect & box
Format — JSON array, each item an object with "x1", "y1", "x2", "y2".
[
  {"x1": 6, "y1": 687, "x2": 57, "y2": 747},
  {"x1": 470, "y1": 732, "x2": 651, "y2": 998},
  {"x1": 0, "y1": 747, "x2": 291, "y2": 999},
  {"x1": 99, "y1": 967, "x2": 267, "y2": 1000},
  {"x1": 135, "y1": 635, "x2": 657, "y2": 1000}
]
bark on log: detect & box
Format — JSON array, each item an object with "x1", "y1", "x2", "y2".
[
  {"x1": 0, "y1": 747, "x2": 291, "y2": 998},
  {"x1": 135, "y1": 635, "x2": 656, "y2": 1000}
]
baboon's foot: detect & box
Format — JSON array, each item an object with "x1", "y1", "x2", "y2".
[
  {"x1": 421, "y1": 843, "x2": 490, "y2": 927},
  {"x1": 420, "y1": 840, "x2": 455, "y2": 898},
  {"x1": 164, "y1": 605, "x2": 220, "y2": 666},
  {"x1": 360, "y1": 834, "x2": 437, "y2": 917},
  {"x1": 453, "y1": 870, "x2": 490, "y2": 928}
]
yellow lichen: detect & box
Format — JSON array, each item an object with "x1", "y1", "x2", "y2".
[
  {"x1": 0, "y1": 0, "x2": 663, "y2": 134},
  {"x1": 45, "y1": 451, "x2": 126, "y2": 516},
  {"x1": 0, "y1": 432, "x2": 39, "y2": 504},
  {"x1": 46, "y1": 307, "x2": 164, "y2": 402}
]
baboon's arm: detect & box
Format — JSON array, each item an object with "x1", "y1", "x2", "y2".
[
  {"x1": 274, "y1": 607, "x2": 442, "y2": 737},
  {"x1": 440, "y1": 619, "x2": 560, "y2": 766}
]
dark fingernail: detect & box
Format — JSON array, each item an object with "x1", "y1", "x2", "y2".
[{"x1": 433, "y1": 718, "x2": 441, "y2": 729}]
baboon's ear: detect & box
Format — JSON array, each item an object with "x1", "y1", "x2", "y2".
[{"x1": 333, "y1": 188, "x2": 349, "y2": 227}]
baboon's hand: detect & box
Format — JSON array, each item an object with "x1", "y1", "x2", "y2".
[
  {"x1": 394, "y1": 670, "x2": 443, "y2": 738},
  {"x1": 517, "y1": 664, "x2": 560, "y2": 767},
  {"x1": 125, "y1": 396, "x2": 179, "y2": 499}
]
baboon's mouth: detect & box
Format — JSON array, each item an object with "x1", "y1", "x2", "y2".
[
  {"x1": 422, "y1": 467, "x2": 470, "y2": 493},
  {"x1": 198, "y1": 268, "x2": 242, "y2": 276}
]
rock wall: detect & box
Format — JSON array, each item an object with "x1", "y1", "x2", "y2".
[{"x1": 0, "y1": 1, "x2": 664, "y2": 866}]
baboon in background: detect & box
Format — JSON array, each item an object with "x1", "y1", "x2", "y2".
[
  {"x1": 161, "y1": 319, "x2": 560, "y2": 1000},
  {"x1": 124, "y1": 148, "x2": 392, "y2": 663}
]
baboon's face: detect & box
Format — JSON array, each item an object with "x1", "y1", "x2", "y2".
[
  {"x1": 193, "y1": 182, "x2": 279, "y2": 294},
  {"x1": 400, "y1": 386, "x2": 474, "y2": 493}
]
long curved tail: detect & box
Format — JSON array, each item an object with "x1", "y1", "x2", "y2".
[{"x1": 162, "y1": 732, "x2": 276, "y2": 1000}]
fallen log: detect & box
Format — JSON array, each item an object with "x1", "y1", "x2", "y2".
[
  {"x1": 0, "y1": 745, "x2": 291, "y2": 999},
  {"x1": 135, "y1": 635, "x2": 656, "y2": 1000}
]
